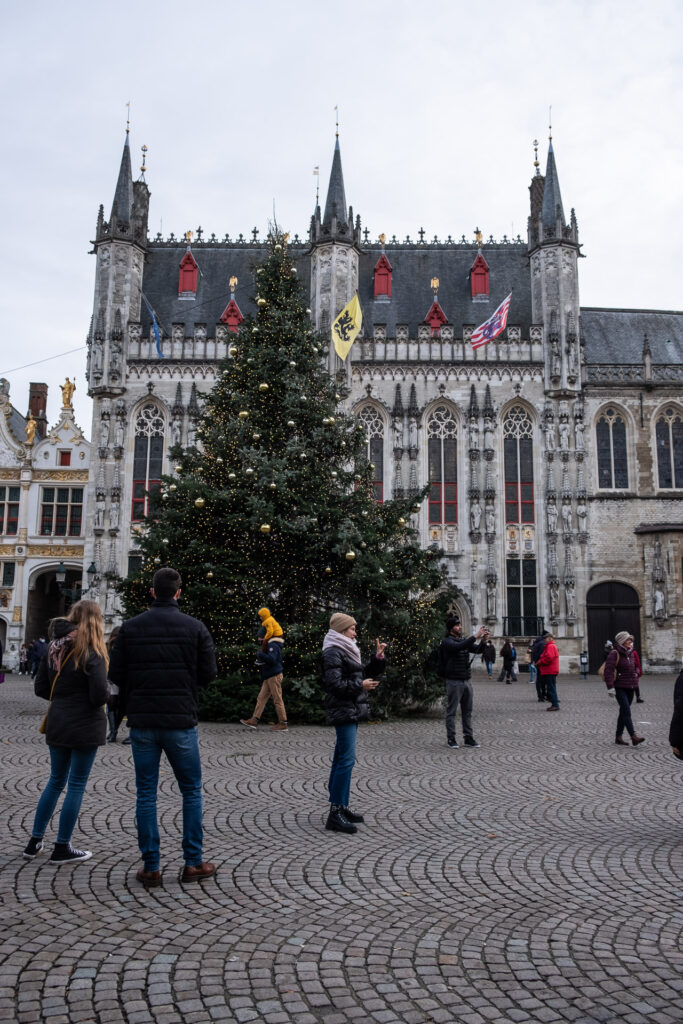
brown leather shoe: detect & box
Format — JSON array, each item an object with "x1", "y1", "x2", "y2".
[
  {"x1": 136, "y1": 867, "x2": 162, "y2": 887},
  {"x1": 270, "y1": 722, "x2": 288, "y2": 731},
  {"x1": 631, "y1": 735, "x2": 645, "y2": 746},
  {"x1": 181, "y1": 862, "x2": 216, "y2": 883},
  {"x1": 615, "y1": 737, "x2": 629, "y2": 746},
  {"x1": 240, "y1": 717, "x2": 259, "y2": 729}
]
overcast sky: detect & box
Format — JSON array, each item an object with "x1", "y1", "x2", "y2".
[{"x1": 2, "y1": 0, "x2": 682, "y2": 435}]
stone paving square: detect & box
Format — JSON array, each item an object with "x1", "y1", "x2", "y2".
[{"x1": 1, "y1": 671, "x2": 682, "y2": 1024}]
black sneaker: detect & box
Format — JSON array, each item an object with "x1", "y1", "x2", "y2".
[
  {"x1": 342, "y1": 807, "x2": 364, "y2": 823},
  {"x1": 325, "y1": 806, "x2": 357, "y2": 834},
  {"x1": 464, "y1": 737, "x2": 480, "y2": 748},
  {"x1": 23, "y1": 838, "x2": 44, "y2": 860},
  {"x1": 447, "y1": 739, "x2": 459, "y2": 748},
  {"x1": 49, "y1": 845, "x2": 92, "y2": 864}
]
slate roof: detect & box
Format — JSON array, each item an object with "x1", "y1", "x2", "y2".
[
  {"x1": 7, "y1": 405, "x2": 27, "y2": 444},
  {"x1": 581, "y1": 308, "x2": 683, "y2": 365}
]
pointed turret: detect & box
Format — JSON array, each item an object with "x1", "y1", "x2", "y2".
[
  {"x1": 468, "y1": 384, "x2": 479, "y2": 418},
  {"x1": 110, "y1": 132, "x2": 133, "y2": 233},
  {"x1": 323, "y1": 136, "x2": 348, "y2": 231},
  {"x1": 541, "y1": 139, "x2": 566, "y2": 239}
]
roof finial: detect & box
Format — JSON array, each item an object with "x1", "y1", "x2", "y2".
[
  {"x1": 313, "y1": 165, "x2": 319, "y2": 206},
  {"x1": 474, "y1": 226, "x2": 483, "y2": 248},
  {"x1": 334, "y1": 104, "x2": 339, "y2": 138},
  {"x1": 140, "y1": 144, "x2": 147, "y2": 179},
  {"x1": 431, "y1": 276, "x2": 439, "y2": 296},
  {"x1": 533, "y1": 138, "x2": 540, "y2": 174},
  {"x1": 126, "y1": 101, "x2": 131, "y2": 135},
  {"x1": 229, "y1": 275, "x2": 238, "y2": 297},
  {"x1": 548, "y1": 105, "x2": 552, "y2": 141}
]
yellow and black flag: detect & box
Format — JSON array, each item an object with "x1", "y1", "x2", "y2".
[{"x1": 331, "y1": 293, "x2": 363, "y2": 361}]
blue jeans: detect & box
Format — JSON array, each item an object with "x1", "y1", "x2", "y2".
[
  {"x1": 328, "y1": 723, "x2": 358, "y2": 807},
  {"x1": 615, "y1": 688, "x2": 635, "y2": 738},
  {"x1": 130, "y1": 727, "x2": 203, "y2": 871},
  {"x1": 32, "y1": 746, "x2": 98, "y2": 844},
  {"x1": 528, "y1": 664, "x2": 537, "y2": 685},
  {"x1": 544, "y1": 675, "x2": 559, "y2": 708},
  {"x1": 485, "y1": 660, "x2": 493, "y2": 678}
]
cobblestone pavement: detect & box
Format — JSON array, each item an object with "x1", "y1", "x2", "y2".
[{"x1": 2, "y1": 671, "x2": 682, "y2": 1024}]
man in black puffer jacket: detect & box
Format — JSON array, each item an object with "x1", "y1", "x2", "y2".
[
  {"x1": 439, "y1": 615, "x2": 488, "y2": 749},
  {"x1": 108, "y1": 567, "x2": 217, "y2": 887}
]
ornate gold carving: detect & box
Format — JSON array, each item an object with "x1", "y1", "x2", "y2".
[
  {"x1": 27, "y1": 544, "x2": 84, "y2": 557},
  {"x1": 12, "y1": 605, "x2": 22, "y2": 622},
  {"x1": 32, "y1": 470, "x2": 89, "y2": 481},
  {"x1": 0, "y1": 470, "x2": 20, "y2": 480}
]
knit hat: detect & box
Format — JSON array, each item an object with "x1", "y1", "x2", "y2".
[
  {"x1": 615, "y1": 631, "x2": 633, "y2": 646},
  {"x1": 329, "y1": 612, "x2": 356, "y2": 633}
]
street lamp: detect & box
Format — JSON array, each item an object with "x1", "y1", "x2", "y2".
[
  {"x1": 55, "y1": 561, "x2": 83, "y2": 603},
  {"x1": 86, "y1": 562, "x2": 98, "y2": 588}
]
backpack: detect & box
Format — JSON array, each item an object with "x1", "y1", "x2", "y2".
[{"x1": 598, "y1": 651, "x2": 619, "y2": 681}]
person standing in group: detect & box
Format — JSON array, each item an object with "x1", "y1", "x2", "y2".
[
  {"x1": 30, "y1": 637, "x2": 48, "y2": 678},
  {"x1": 481, "y1": 638, "x2": 496, "y2": 678},
  {"x1": 19, "y1": 642, "x2": 29, "y2": 676},
  {"x1": 105, "y1": 626, "x2": 121, "y2": 742},
  {"x1": 604, "y1": 631, "x2": 645, "y2": 746},
  {"x1": 538, "y1": 632, "x2": 560, "y2": 710},
  {"x1": 23, "y1": 601, "x2": 110, "y2": 864},
  {"x1": 669, "y1": 657, "x2": 683, "y2": 761},
  {"x1": 108, "y1": 567, "x2": 217, "y2": 887},
  {"x1": 526, "y1": 643, "x2": 538, "y2": 688},
  {"x1": 321, "y1": 613, "x2": 386, "y2": 834},
  {"x1": 498, "y1": 639, "x2": 516, "y2": 684},
  {"x1": 530, "y1": 631, "x2": 550, "y2": 702},
  {"x1": 439, "y1": 616, "x2": 488, "y2": 748},
  {"x1": 240, "y1": 625, "x2": 287, "y2": 731}
]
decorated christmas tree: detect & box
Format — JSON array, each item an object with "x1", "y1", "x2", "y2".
[{"x1": 119, "y1": 234, "x2": 457, "y2": 721}]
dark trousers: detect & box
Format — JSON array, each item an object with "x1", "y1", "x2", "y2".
[
  {"x1": 445, "y1": 679, "x2": 474, "y2": 741},
  {"x1": 615, "y1": 688, "x2": 636, "y2": 738},
  {"x1": 328, "y1": 723, "x2": 358, "y2": 806},
  {"x1": 535, "y1": 671, "x2": 547, "y2": 700},
  {"x1": 544, "y1": 674, "x2": 559, "y2": 708}
]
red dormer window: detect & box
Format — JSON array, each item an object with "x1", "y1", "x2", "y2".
[
  {"x1": 424, "y1": 300, "x2": 448, "y2": 338},
  {"x1": 220, "y1": 299, "x2": 244, "y2": 334},
  {"x1": 373, "y1": 254, "x2": 392, "y2": 299},
  {"x1": 470, "y1": 253, "x2": 490, "y2": 298},
  {"x1": 178, "y1": 251, "x2": 199, "y2": 296}
]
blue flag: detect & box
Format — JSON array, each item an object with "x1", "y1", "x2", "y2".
[{"x1": 142, "y1": 294, "x2": 164, "y2": 358}]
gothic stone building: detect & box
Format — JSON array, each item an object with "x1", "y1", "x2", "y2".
[{"x1": 82, "y1": 132, "x2": 683, "y2": 672}]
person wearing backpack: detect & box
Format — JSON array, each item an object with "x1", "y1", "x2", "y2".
[
  {"x1": 439, "y1": 616, "x2": 488, "y2": 748},
  {"x1": 604, "y1": 631, "x2": 645, "y2": 747}
]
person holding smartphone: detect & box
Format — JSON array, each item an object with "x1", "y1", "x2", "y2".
[{"x1": 321, "y1": 613, "x2": 386, "y2": 834}]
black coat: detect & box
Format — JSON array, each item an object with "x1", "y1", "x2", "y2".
[
  {"x1": 439, "y1": 634, "x2": 484, "y2": 681},
  {"x1": 35, "y1": 623, "x2": 109, "y2": 748},
  {"x1": 669, "y1": 669, "x2": 683, "y2": 750},
  {"x1": 108, "y1": 599, "x2": 217, "y2": 730},
  {"x1": 322, "y1": 645, "x2": 386, "y2": 726}
]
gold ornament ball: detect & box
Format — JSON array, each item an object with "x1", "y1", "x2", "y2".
[
  {"x1": 322, "y1": 418, "x2": 330, "y2": 425},
  {"x1": 290, "y1": 267, "x2": 297, "y2": 275},
  {"x1": 379, "y1": 568, "x2": 385, "y2": 575},
  {"x1": 361, "y1": 542, "x2": 367, "y2": 549},
  {"x1": 260, "y1": 523, "x2": 271, "y2": 534},
  {"x1": 312, "y1": 346, "x2": 319, "y2": 353},
  {"x1": 245, "y1": 468, "x2": 254, "y2": 475},
  {"x1": 299, "y1": 453, "x2": 307, "y2": 460},
  {"x1": 194, "y1": 497, "x2": 206, "y2": 508},
  {"x1": 169, "y1": 484, "x2": 177, "y2": 491},
  {"x1": 162, "y1": 538, "x2": 169, "y2": 545},
  {"x1": 341, "y1": 441, "x2": 346, "y2": 448},
  {"x1": 345, "y1": 551, "x2": 356, "y2": 561},
  {"x1": 252, "y1": 327, "x2": 259, "y2": 334},
  {"x1": 324, "y1": 566, "x2": 332, "y2": 574},
  {"x1": 252, "y1": 432, "x2": 261, "y2": 440},
  {"x1": 257, "y1": 297, "x2": 267, "y2": 307},
  {"x1": 398, "y1": 517, "x2": 406, "y2": 526},
  {"x1": 306, "y1": 308, "x2": 312, "y2": 315},
  {"x1": 328, "y1": 416, "x2": 335, "y2": 424},
  {"x1": 154, "y1": 557, "x2": 161, "y2": 564},
  {"x1": 161, "y1": 493, "x2": 168, "y2": 501},
  {"x1": 369, "y1": 463, "x2": 375, "y2": 471},
  {"x1": 331, "y1": 471, "x2": 337, "y2": 478},
  {"x1": 229, "y1": 346, "x2": 238, "y2": 357},
  {"x1": 238, "y1": 411, "x2": 249, "y2": 419},
  {"x1": 301, "y1": 395, "x2": 307, "y2": 402},
  {"x1": 247, "y1": 357, "x2": 254, "y2": 363},
  {"x1": 216, "y1": 456, "x2": 224, "y2": 463},
  {"x1": 176, "y1": 465, "x2": 183, "y2": 472},
  {"x1": 206, "y1": 571, "x2": 214, "y2": 579},
  {"x1": 259, "y1": 383, "x2": 269, "y2": 392},
  {"x1": 287, "y1": 420, "x2": 295, "y2": 427},
  {"x1": 412, "y1": 504, "x2": 421, "y2": 513},
  {"x1": 269, "y1": 482, "x2": 277, "y2": 490},
  {"x1": 274, "y1": 243, "x2": 282, "y2": 252},
  {"x1": 228, "y1": 473, "x2": 236, "y2": 480},
  {"x1": 334, "y1": 393, "x2": 340, "y2": 400},
  {"x1": 289, "y1": 361, "x2": 296, "y2": 367}
]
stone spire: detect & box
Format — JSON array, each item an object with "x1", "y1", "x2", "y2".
[
  {"x1": 323, "y1": 136, "x2": 348, "y2": 231},
  {"x1": 109, "y1": 131, "x2": 133, "y2": 233},
  {"x1": 541, "y1": 139, "x2": 566, "y2": 239}
]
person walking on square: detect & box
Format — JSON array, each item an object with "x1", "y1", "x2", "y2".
[
  {"x1": 19, "y1": 642, "x2": 29, "y2": 676},
  {"x1": 440, "y1": 616, "x2": 488, "y2": 748},
  {"x1": 240, "y1": 626, "x2": 287, "y2": 731},
  {"x1": 632, "y1": 647, "x2": 644, "y2": 702},
  {"x1": 108, "y1": 567, "x2": 217, "y2": 887},
  {"x1": 538, "y1": 632, "x2": 560, "y2": 710},
  {"x1": 481, "y1": 639, "x2": 496, "y2": 678},
  {"x1": 526, "y1": 643, "x2": 538, "y2": 688},
  {"x1": 530, "y1": 631, "x2": 550, "y2": 702},
  {"x1": 23, "y1": 601, "x2": 110, "y2": 864},
  {"x1": 604, "y1": 631, "x2": 645, "y2": 746},
  {"x1": 498, "y1": 640, "x2": 516, "y2": 684},
  {"x1": 321, "y1": 613, "x2": 386, "y2": 834}
]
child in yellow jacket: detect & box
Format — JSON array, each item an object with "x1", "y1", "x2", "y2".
[{"x1": 258, "y1": 607, "x2": 283, "y2": 650}]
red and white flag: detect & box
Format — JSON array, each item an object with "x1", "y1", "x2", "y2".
[{"x1": 471, "y1": 293, "x2": 512, "y2": 349}]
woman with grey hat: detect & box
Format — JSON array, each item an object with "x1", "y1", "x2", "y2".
[
  {"x1": 321, "y1": 612, "x2": 386, "y2": 834},
  {"x1": 604, "y1": 631, "x2": 645, "y2": 746}
]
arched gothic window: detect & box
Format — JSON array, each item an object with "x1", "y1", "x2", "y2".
[
  {"x1": 358, "y1": 406, "x2": 385, "y2": 502},
  {"x1": 503, "y1": 406, "x2": 534, "y2": 523},
  {"x1": 596, "y1": 408, "x2": 628, "y2": 489},
  {"x1": 427, "y1": 406, "x2": 457, "y2": 524},
  {"x1": 656, "y1": 407, "x2": 683, "y2": 488},
  {"x1": 132, "y1": 403, "x2": 164, "y2": 520}
]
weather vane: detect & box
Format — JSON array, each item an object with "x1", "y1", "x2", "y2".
[
  {"x1": 313, "y1": 165, "x2": 319, "y2": 205},
  {"x1": 141, "y1": 144, "x2": 148, "y2": 177},
  {"x1": 533, "y1": 138, "x2": 539, "y2": 173},
  {"x1": 334, "y1": 105, "x2": 339, "y2": 137},
  {"x1": 126, "y1": 101, "x2": 130, "y2": 134}
]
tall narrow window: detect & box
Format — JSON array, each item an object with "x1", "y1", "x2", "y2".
[
  {"x1": 2, "y1": 561, "x2": 16, "y2": 586},
  {"x1": 470, "y1": 253, "x2": 490, "y2": 298},
  {"x1": 178, "y1": 251, "x2": 199, "y2": 296},
  {"x1": 656, "y1": 408, "x2": 683, "y2": 489},
  {"x1": 373, "y1": 254, "x2": 393, "y2": 299},
  {"x1": 40, "y1": 488, "x2": 83, "y2": 536},
  {"x1": 0, "y1": 486, "x2": 20, "y2": 535},
  {"x1": 427, "y1": 406, "x2": 458, "y2": 525},
  {"x1": 358, "y1": 406, "x2": 385, "y2": 502},
  {"x1": 596, "y1": 408, "x2": 628, "y2": 489},
  {"x1": 506, "y1": 557, "x2": 538, "y2": 636},
  {"x1": 132, "y1": 404, "x2": 165, "y2": 521},
  {"x1": 503, "y1": 406, "x2": 534, "y2": 524}
]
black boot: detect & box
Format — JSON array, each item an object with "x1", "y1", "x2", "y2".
[
  {"x1": 342, "y1": 807, "x2": 364, "y2": 823},
  {"x1": 325, "y1": 805, "x2": 357, "y2": 834}
]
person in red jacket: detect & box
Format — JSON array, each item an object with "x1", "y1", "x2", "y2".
[
  {"x1": 538, "y1": 632, "x2": 560, "y2": 710},
  {"x1": 604, "y1": 631, "x2": 645, "y2": 746}
]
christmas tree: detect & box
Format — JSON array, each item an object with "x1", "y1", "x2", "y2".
[{"x1": 119, "y1": 234, "x2": 458, "y2": 721}]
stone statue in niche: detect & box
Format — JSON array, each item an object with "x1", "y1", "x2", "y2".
[
  {"x1": 485, "y1": 503, "x2": 495, "y2": 534},
  {"x1": 99, "y1": 418, "x2": 109, "y2": 447},
  {"x1": 544, "y1": 421, "x2": 555, "y2": 451},
  {"x1": 94, "y1": 498, "x2": 105, "y2": 530},
  {"x1": 408, "y1": 419, "x2": 417, "y2": 449},
  {"x1": 565, "y1": 582, "x2": 576, "y2": 619},
  {"x1": 393, "y1": 420, "x2": 404, "y2": 450},
  {"x1": 470, "y1": 498, "x2": 482, "y2": 532},
  {"x1": 468, "y1": 418, "x2": 479, "y2": 450},
  {"x1": 187, "y1": 420, "x2": 197, "y2": 447},
  {"x1": 92, "y1": 341, "x2": 103, "y2": 376},
  {"x1": 561, "y1": 501, "x2": 572, "y2": 532},
  {"x1": 114, "y1": 420, "x2": 125, "y2": 448},
  {"x1": 109, "y1": 500, "x2": 120, "y2": 530},
  {"x1": 574, "y1": 419, "x2": 585, "y2": 451},
  {"x1": 483, "y1": 416, "x2": 494, "y2": 450},
  {"x1": 653, "y1": 586, "x2": 666, "y2": 618},
  {"x1": 486, "y1": 579, "x2": 496, "y2": 618},
  {"x1": 546, "y1": 497, "x2": 558, "y2": 533},
  {"x1": 105, "y1": 588, "x2": 117, "y2": 617},
  {"x1": 558, "y1": 418, "x2": 570, "y2": 451},
  {"x1": 551, "y1": 338, "x2": 561, "y2": 378},
  {"x1": 549, "y1": 580, "x2": 560, "y2": 618},
  {"x1": 567, "y1": 340, "x2": 577, "y2": 378},
  {"x1": 110, "y1": 342, "x2": 121, "y2": 375},
  {"x1": 171, "y1": 417, "x2": 183, "y2": 446},
  {"x1": 576, "y1": 501, "x2": 587, "y2": 530}
]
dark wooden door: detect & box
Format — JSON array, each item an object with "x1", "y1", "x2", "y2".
[{"x1": 586, "y1": 581, "x2": 641, "y2": 673}]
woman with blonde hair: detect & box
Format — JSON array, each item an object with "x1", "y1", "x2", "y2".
[{"x1": 23, "y1": 600, "x2": 110, "y2": 864}]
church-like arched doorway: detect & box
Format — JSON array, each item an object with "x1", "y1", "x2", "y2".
[
  {"x1": 586, "y1": 582, "x2": 641, "y2": 672},
  {"x1": 26, "y1": 567, "x2": 84, "y2": 645}
]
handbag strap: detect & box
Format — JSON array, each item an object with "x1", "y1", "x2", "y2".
[{"x1": 46, "y1": 649, "x2": 74, "y2": 703}]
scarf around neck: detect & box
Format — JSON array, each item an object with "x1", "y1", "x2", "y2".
[
  {"x1": 322, "y1": 629, "x2": 362, "y2": 665},
  {"x1": 48, "y1": 631, "x2": 77, "y2": 673}
]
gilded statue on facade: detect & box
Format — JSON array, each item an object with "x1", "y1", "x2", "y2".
[
  {"x1": 60, "y1": 377, "x2": 76, "y2": 408},
  {"x1": 25, "y1": 413, "x2": 36, "y2": 444}
]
